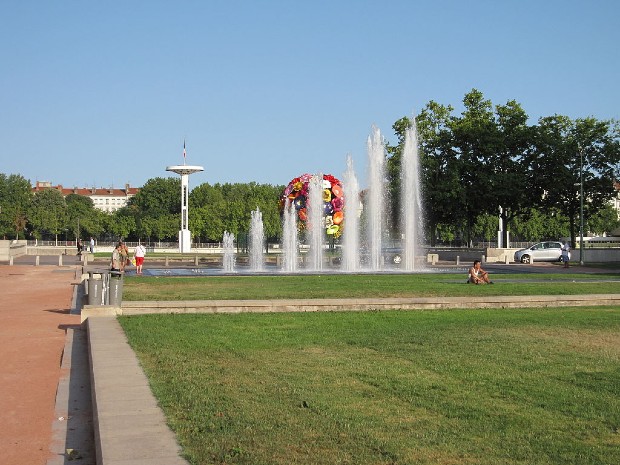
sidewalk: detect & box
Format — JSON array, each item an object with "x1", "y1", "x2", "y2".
[{"x1": 0, "y1": 265, "x2": 90, "y2": 465}]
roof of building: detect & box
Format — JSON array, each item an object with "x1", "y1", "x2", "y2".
[{"x1": 33, "y1": 181, "x2": 139, "y2": 197}]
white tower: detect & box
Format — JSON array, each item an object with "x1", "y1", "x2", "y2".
[{"x1": 166, "y1": 144, "x2": 203, "y2": 253}]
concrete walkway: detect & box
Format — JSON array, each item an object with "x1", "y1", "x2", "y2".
[{"x1": 87, "y1": 317, "x2": 188, "y2": 465}]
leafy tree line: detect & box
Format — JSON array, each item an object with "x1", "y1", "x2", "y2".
[
  {"x1": 125, "y1": 177, "x2": 284, "y2": 243},
  {"x1": 387, "y1": 89, "x2": 620, "y2": 247},
  {"x1": 0, "y1": 174, "x2": 284, "y2": 244}
]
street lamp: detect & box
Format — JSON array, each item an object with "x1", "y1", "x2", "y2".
[{"x1": 579, "y1": 148, "x2": 584, "y2": 266}]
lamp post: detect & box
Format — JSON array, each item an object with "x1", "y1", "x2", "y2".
[{"x1": 579, "y1": 149, "x2": 584, "y2": 265}]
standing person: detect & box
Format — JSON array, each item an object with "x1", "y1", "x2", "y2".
[
  {"x1": 561, "y1": 241, "x2": 571, "y2": 268},
  {"x1": 110, "y1": 243, "x2": 122, "y2": 272},
  {"x1": 119, "y1": 241, "x2": 129, "y2": 272},
  {"x1": 468, "y1": 260, "x2": 493, "y2": 284},
  {"x1": 134, "y1": 243, "x2": 146, "y2": 275},
  {"x1": 89, "y1": 237, "x2": 95, "y2": 253},
  {"x1": 76, "y1": 239, "x2": 83, "y2": 256}
]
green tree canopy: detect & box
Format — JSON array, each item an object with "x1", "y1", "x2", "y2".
[
  {"x1": 28, "y1": 188, "x2": 67, "y2": 240},
  {"x1": 0, "y1": 173, "x2": 32, "y2": 239}
]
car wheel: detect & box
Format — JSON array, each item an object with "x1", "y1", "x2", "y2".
[{"x1": 521, "y1": 255, "x2": 530, "y2": 264}]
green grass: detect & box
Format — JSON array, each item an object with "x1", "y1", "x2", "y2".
[
  {"x1": 122, "y1": 273, "x2": 620, "y2": 301},
  {"x1": 119, "y1": 307, "x2": 620, "y2": 465}
]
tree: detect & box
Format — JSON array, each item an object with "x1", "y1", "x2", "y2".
[
  {"x1": 128, "y1": 177, "x2": 181, "y2": 217},
  {"x1": 108, "y1": 209, "x2": 136, "y2": 241},
  {"x1": 0, "y1": 173, "x2": 32, "y2": 239},
  {"x1": 189, "y1": 182, "x2": 284, "y2": 242},
  {"x1": 126, "y1": 177, "x2": 181, "y2": 241},
  {"x1": 415, "y1": 103, "x2": 464, "y2": 245},
  {"x1": 490, "y1": 100, "x2": 535, "y2": 245},
  {"x1": 65, "y1": 193, "x2": 102, "y2": 240},
  {"x1": 533, "y1": 115, "x2": 620, "y2": 247},
  {"x1": 451, "y1": 89, "x2": 501, "y2": 243},
  {"x1": 151, "y1": 214, "x2": 179, "y2": 242},
  {"x1": 28, "y1": 188, "x2": 67, "y2": 241},
  {"x1": 587, "y1": 204, "x2": 620, "y2": 236},
  {"x1": 472, "y1": 213, "x2": 498, "y2": 245}
]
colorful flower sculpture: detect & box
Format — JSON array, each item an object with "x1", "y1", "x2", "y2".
[{"x1": 280, "y1": 173, "x2": 344, "y2": 238}]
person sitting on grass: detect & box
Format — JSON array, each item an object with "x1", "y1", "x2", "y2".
[{"x1": 468, "y1": 260, "x2": 493, "y2": 284}]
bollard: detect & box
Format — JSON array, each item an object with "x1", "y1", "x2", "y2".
[
  {"x1": 35, "y1": 256, "x2": 40, "y2": 266},
  {"x1": 83, "y1": 254, "x2": 88, "y2": 266},
  {"x1": 165, "y1": 256, "x2": 169, "y2": 267},
  {"x1": 456, "y1": 255, "x2": 460, "y2": 265},
  {"x1": 9, "y1": 256, "x2": 13, "y2": 266},
  {"x1": 481, "y1": 255, "x2": 486, "y2": 263},
  {"x1": 505, "y1": 253, "x2": 510, "y2": 264},
  {"x1": 58, "y1": 255, "x2": 63, "y2": 266},
  {"x1": 194, "y1": 255, "x2": 199, "y2": 266}
]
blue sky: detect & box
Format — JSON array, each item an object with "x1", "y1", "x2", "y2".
[{"x1": 1, "y1": 0, "x2": 618, "y2": 191}]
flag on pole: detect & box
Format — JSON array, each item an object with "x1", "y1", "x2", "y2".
[{"x1": 183, "y1": 140, "x2": 186, "y2": 163}]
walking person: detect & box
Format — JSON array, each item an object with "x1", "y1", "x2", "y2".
[
  {"x1": 89, "y1": 236, "x2": 95, "y2": 253},
  {"x1": 134, "y1": 243, "x2": 146, "y2": 275},
  {"x1": 561, "y1": 241, "x2": 571, "y2": 268}
]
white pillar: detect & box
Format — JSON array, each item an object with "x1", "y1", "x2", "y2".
[
  {"x1": 497, "y1": 206, "x2": 504, "y2": 248},
  {"x1": 166, "y1": 164, "x2": 204, "y2": 254},
  {"x1": 179, "y1": 173, "x2": 191, "y2": 253}
]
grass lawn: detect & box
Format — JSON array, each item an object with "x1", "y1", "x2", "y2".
[
  {"x1": 119, "y1": 307, "x2": 620, "y2": 465},
  {"x1": 122, "y1": 273, "x2": 620, "y2": 301}
]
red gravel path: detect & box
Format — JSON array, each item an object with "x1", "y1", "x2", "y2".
[{"x1": 0, "y1": 266, "x2": 80, "y2": 465}]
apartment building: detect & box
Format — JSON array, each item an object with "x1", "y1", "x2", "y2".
[{"x1": 33, "y1": 181, "x2": 139, "y2": 213}]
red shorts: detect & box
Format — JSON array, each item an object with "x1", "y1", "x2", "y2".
[{"x1": 135, "y1": 257, "x2": 144, "y2": 266}]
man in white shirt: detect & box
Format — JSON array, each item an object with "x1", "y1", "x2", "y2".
[{"x1": 561, "y1": 242, "x2": 571, "y2": 268}]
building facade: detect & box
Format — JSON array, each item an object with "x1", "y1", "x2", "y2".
[{"x1": 33, "y1": 181, "x2": 139, "y2": 212}]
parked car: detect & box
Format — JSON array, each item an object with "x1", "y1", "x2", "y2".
[{"x1": 514, "y1": 241, "x2": 568, "y2": 264}]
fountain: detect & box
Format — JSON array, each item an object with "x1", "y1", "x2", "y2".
[
  {"x1": 272, "y1": 123, "x2": 424, "y2": 274},
  {"x1": 222, "y1": 231, "x2": 235, "y2": 272},
  {"x1": 144, "y1": 119, "x2": 424, "y2": 273},
  {"x1": 307, "y1": 174, "x2": 324, "y2": 271},
  {"x1": 341, "y1": 154, "x2": 360, "y2": 271},
  {"x1": 151, "y1": 123, "x2": 426, "y2": 277},
  {"x1": 401, "y1": 120, "x2": 425, "y2": 271},
  {"x1": 249, "y1": 208, "x2": 265, "y2": 271},
  {"x1": 366, "y1": 126, "x2": 386, "y2": 270},
  {"x1": 282, "y1": 200, "x2": 299, "y2": 272}
]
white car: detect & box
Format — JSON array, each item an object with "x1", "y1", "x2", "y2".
[{"x1": 514, "y1": 241, "x2": 568, "y2": 264}]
